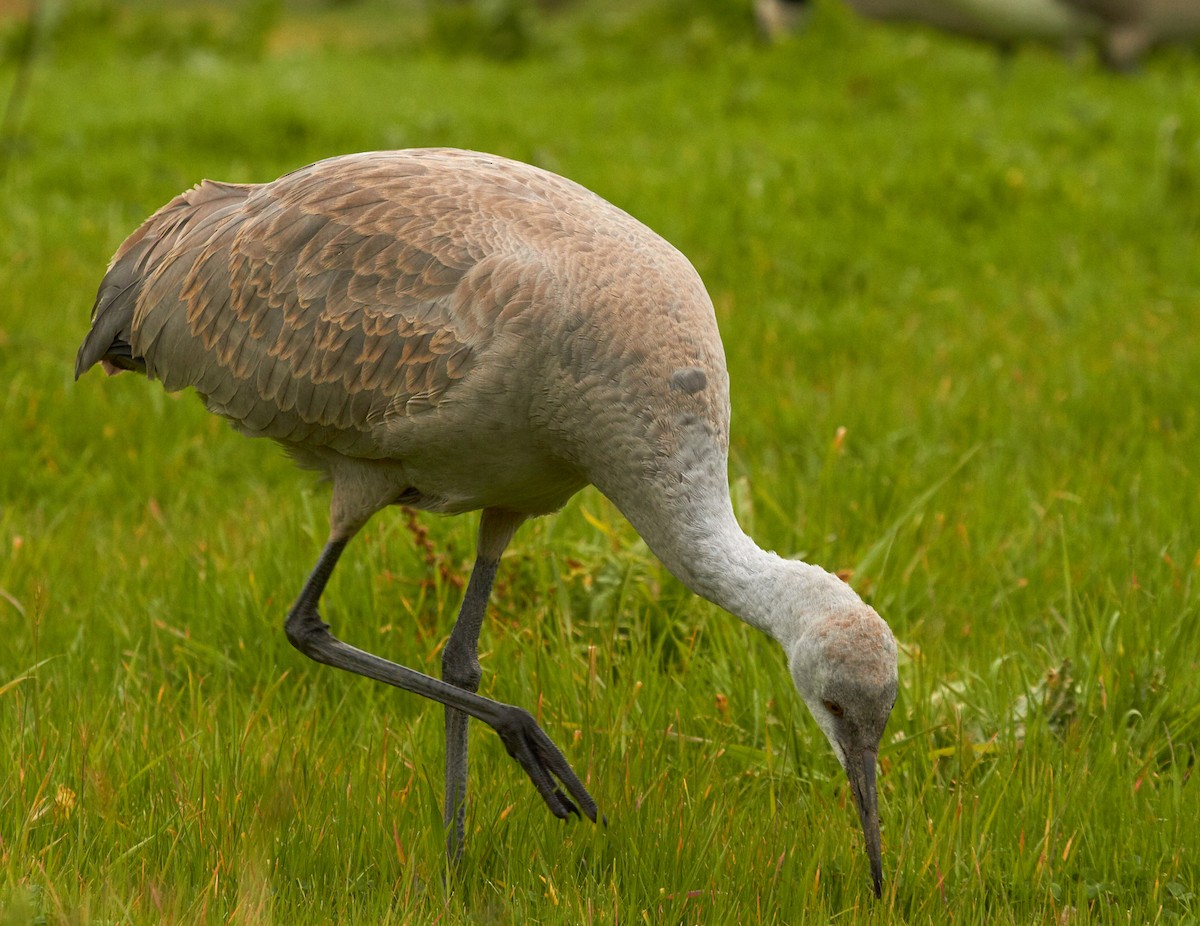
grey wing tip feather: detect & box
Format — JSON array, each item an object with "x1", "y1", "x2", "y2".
[
  {"x1": 74, "y1": 332, "x2": 143, "y2": 379},
  {"x1": 74, "y1": 180, "x2": 239, "y2": 381},
  {"x1": 75, "y1": 262, "x2": 145, "y2": 380},
  {"x1": 75, "y1": 178, "x2": 255, "y2": 381}
]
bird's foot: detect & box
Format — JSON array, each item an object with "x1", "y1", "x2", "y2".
[{"x1": 492, "y1": 705, "x2": 599, "y2": 824}]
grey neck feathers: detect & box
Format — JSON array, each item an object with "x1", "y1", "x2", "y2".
[
  {"x1": 615, "y1": 477, "x2": 864, "y2": 652},
  {"x1": 592, "y1": 417, "x2": 866, "y2": 651}
]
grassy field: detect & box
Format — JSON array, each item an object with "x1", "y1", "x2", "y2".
[{"x1": 2, "y1": 0, "x2": 1199, "y2": 922}]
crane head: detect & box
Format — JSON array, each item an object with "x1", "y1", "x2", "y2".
[{"x1": 787, "y1": 604, "x2": 898, "y2": 898}]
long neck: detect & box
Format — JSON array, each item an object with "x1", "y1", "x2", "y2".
[{"x1": 595, "y1": 441, "x2": 863, "y2": 652}]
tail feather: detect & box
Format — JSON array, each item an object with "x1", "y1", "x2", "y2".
[
  {"x1": 74, "y1": 255, "x2": 148, "y2": 378},
  {"x1": 74, "y1": 180, "x2": 253, "y2": 380}
]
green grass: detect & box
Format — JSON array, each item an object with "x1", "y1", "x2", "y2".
[{"x1": 2, "y1": 0, "x2": 1199, "y2": 922}]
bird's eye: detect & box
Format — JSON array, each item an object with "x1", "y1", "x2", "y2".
[{"x1": 823, "y1": 699, "x2": 844, "y2": 717}]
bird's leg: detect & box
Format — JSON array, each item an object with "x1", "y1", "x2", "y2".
[
  {"x1": 441, "y1": 508, "x2": 523, "y2": 862},
  {"x1": 441, "y1": 558, "x2": 492, "y2": 861},
  {"x1": 284, "y1": 538, "x2": 354, "y2": 670},
  {"x1": 284, "y1": 527, "x2": 599, "y2": 839}
]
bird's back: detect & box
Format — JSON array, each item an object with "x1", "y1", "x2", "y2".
[{"x1": 76, "y1": 149, "x2": 730, "y2": 514}]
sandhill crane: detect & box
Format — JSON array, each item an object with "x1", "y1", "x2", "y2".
[
  {"x1": 759, "y1": 0, "x2": 1200, "y2": 67},
  {"x1": 756, "y1": 0, "x2": 1097, "y2": 47},
  {"x1": 1059, "y1": 0, "x2": 1200, "y2": 68},
  {"x1": 75, "y1": 148, "x2": 898, "y2": 896}
]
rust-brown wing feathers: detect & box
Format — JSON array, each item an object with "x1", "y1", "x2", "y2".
[
  {"x1": 75, "y1": 180, "x2": 252, "y2": 377},
  {"x1": 77, "y1": 152, "x2": 534, "y2": 455}
]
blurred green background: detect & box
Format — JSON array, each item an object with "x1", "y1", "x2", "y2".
[{"x1": 1, "y1": 1, "x2": 1198, "y2": 923}]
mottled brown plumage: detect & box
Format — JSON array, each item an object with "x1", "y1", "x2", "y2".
[
  {"x1": 78, "y1": 149, "x2": 726, "y2": 524},
  {"x1": 77, "y1": 149, "x2": 897, "y2": 894},
  {"x1": 84, "y1": 152, "x2": 568, "y2": 457}
]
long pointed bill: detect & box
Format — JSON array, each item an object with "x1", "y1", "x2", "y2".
[{"x1": 846, "y1": 747, "x2": 883, "y2": 898}]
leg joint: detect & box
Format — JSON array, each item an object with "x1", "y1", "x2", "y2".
[
  {"x1": 442, "y1": 643, "x2": 482, "y2": 693},
  {"x1": 285, "y1": 606, "x2": 330, "y2": 656}
]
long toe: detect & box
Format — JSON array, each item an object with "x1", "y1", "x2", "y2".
[
  {"x1": 552, "y1": 788, "x2": 581, "y2": 819},
  {"x1": 494, "y1": 706, "x2": 599, "y2": 823},
  {"x1": 534, "y1": 734, "x2": 598, "y2": 823}
]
